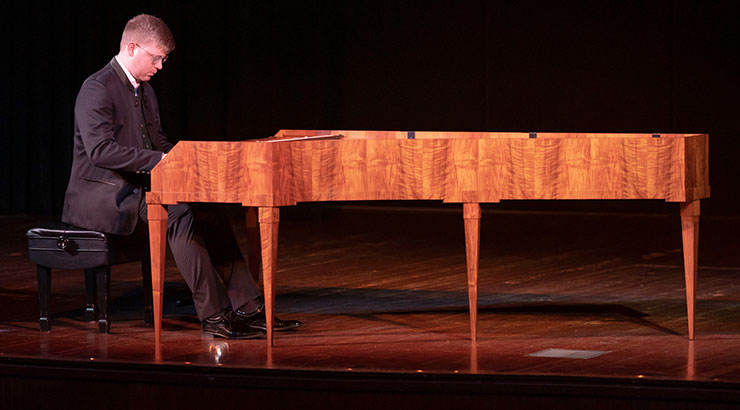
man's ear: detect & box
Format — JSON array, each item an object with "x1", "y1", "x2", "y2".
[{"x1": 126, "y1": 42, "x2": 137, "y2": 57}]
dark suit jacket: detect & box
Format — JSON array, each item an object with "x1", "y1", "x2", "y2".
[{"x1": 62, "y1": 58, "x2": 174, "y2": 234}]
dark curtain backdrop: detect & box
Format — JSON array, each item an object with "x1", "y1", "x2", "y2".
[{"x1": 2, "y1": 0, "x2": 739, "y2": 216}]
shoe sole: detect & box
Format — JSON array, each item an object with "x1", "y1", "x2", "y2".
[
  {"x1": 249, "y1": 322, "x2": 302, "y2": 332},
  {"x1": 202, "y1": 330, "x2": 266, "y2": 340}
]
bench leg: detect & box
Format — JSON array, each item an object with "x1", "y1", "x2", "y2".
[
  {"x1": 94, "y1": 266, "x2": 111, "y2": 333},
  {"x1": 141, "y1": 260, "x2": 154, "y2": 325},
  {"x1": 37, "y1": 265, "x2": 51, "y2": 331},
  {"x1": 84, "y1": 268, "x2": 97, "y2": 322}
]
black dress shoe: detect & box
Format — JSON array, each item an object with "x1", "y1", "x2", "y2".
[
  {"x1": 202, "y1": 310, "x2": 266, "y2": 339},
  {"x1": 236, "y1": 306, "x2": 302, "y2": 332}
]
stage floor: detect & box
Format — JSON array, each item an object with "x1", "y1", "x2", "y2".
[{"x1": 2, "y1": 204, "x2": 740, "y2": 407}]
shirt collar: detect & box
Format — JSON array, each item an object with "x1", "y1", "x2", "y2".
[{"x1": 114, "y1": 55, "x2": 140, "y2": 90}]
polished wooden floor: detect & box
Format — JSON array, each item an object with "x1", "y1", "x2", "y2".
[{"x1": 2, "y1": 203, "x2": 740, "y2": 408}]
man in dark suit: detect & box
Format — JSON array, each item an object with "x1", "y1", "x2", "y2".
[{"x1": 63, "y1": 14, "x2": 299, "y2": 339}]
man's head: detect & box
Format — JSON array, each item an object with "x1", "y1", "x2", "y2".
[{"x1": 117, "y1": 14, "x2": 175, "y2": 83}]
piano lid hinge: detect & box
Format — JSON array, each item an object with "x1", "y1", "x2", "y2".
[
  {"x1": 652, "y1": 133, "x2": 661, "y2": 138},
  {"x1": 407, "y1": 131, "x2": 416, "y2": 139},
  {"x1": 529, "y1": 132, "x2": 537, "y2": 139}
]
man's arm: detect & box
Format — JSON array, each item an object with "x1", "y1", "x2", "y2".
[
  {"x1": 145, "y1": 85, "x2": 175, "y2": 153},
  {"x1": 75, "y1": 79, "x2": 163, "y2": 172}
]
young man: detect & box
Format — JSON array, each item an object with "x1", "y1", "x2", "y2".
[{"x1": 63, "y1": 14, "x2": 299, "y2": 339}]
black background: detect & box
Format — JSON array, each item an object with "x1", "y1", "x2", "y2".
[{"x1": 2, "y1": 1, "x2": 738, "y2": 216}]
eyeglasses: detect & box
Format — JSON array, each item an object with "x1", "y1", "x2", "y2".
[{"x1": 135, "y1": 43, "x2": 168, "y2": 65}]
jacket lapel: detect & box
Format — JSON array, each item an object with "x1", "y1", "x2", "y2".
[{"x1": 110, "y1": 57, "x2": 137, "y2": 95}]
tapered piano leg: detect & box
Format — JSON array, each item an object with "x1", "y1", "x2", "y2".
[
  {"x1": 148, "y1": 204, "x2": 168, "y2": 346},
  {"x1": 259, "y1": 207, "x2": 280, "y2": 347},
  {"x1": 463, "y1": 203, "x2": 481, "y2": 342},
  {"x1": 245, "y1": 207, "x2": 262, "y2": 283},
  {"x1": 681, "y1": 200, "x2": 700, "y2": 340}
]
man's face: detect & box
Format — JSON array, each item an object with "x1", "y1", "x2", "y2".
[{"x1": 128, "y1": 41, "x2": 168, "y2": 82}]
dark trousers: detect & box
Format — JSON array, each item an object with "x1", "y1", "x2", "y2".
[{"x1": 139, "y1": 201, "x2": 261, "y2": 321}]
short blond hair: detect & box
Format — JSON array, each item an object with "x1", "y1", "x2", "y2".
[{"x1": 120, "y1": 14, "x2": 175, "y2": 54}]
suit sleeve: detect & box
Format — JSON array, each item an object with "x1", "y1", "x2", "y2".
[
  {"x1": 75, "y1": 79, "x2": 163, "y2": 172},
  {"x1": 144, "y1": 85, "x2": 175, "y2": 153}
]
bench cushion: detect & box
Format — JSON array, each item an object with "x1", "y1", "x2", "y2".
[{"x1": 27, "y1": 225, "x2": 111, "y2": 270}]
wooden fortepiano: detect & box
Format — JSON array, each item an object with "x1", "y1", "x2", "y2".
[{"x1": 146, "y1": 130, "x2": 709, "y2": 345}]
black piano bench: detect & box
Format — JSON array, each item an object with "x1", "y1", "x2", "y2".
[{"x1": 26, "y1": 225, "x2": 154, "y2": 333}]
